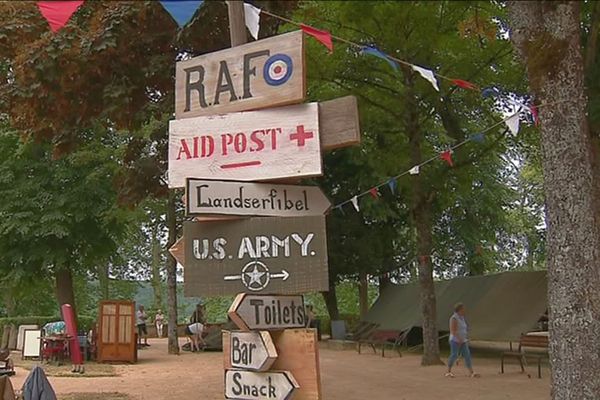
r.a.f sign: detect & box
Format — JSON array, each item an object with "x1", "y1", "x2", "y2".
[{"x1": 175, "y1": 30, "x2": 305, "y2": 119}]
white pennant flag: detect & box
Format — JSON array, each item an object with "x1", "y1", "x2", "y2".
[
  {"x1": 350, "y1": 196, "x2": 360, "y2": 212},
  {"x1": 243, "y1": 3, "x2": 261, "y2": 40},
  {"x1": 505, "y1": 113, "x2": 520, "y2": 136},
  {"x1": 409, "y1": 165, "x2": 420, "y2": 175},
  {"x1": 411, "y1": 65, "x2": 439, "y2": 92}
]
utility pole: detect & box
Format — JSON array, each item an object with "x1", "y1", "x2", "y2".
[{"x1": 227, "y1": 0, "x2": 247, "y2": 47}]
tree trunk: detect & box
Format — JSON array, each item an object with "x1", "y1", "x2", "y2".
[
  {"x1": 358, "y1": 271, "x2": 369, "y2": 320},
  {"x1": 378, "y1": 275, "x2": 391, "y2": 295},
  {"x1": 322, "y1": 278, "x2": 340, "y2": 321},
  {"x1": 403, "y1": 64, "x2": 441, "y2": 366},
  {"x1": 166, "y1": 191, "x2": 179, "y2": 355},
  {"x1": 3, "y1": 290, "x2": 15, "y2": 317},
  {"x1": 55, "y1": 266, "x2": 77, "y2": 320},
  {"x1": 508, "y1": 2, "x2": 600, "y2": 398},
  {"x1": 98, "y1": 264, "x2": 109, "y2": 300},
  {"x1": 150, "y1": 223, "x2": 163, "y2": 310}
]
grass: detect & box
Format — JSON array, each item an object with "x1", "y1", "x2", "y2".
[
  {"x1": 13, "y1": 358, "x2": 118, "y2": 377},
  {"x1": 59, "y1": 394, "x2": 131, "y2": 400}
]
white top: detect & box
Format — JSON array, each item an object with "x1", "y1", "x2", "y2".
[{"x1": 188, "y1": 323, "x2": 204, "y2": 334}]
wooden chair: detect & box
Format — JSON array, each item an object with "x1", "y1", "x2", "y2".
[{"x1": 501, "y1": 333, "x2": 549, "y2": 378}]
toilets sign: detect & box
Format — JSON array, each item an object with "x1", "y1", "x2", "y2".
[
  {"x1": 175, "y1": 30, "x2": 305, "y2": 119},
  {"x1": 183, "y1": 216, "x2": 328, "y2": 297}
]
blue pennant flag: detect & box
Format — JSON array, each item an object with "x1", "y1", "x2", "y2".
[
  {"x1": 160, "y1": 0, "x2": 204, "y2": 28},
  {"x1": 360, "y1": 46, "x2": 398, "y2": 71},
  {"x1": 470, "y1": 133, "x2": 485, "y2": 143},
  {"x1": 481, "y1": 86, "x2": 501, "y2": 98},
  {"x1": 387, "y1": 178, "x2": 397, "y2": 194}
]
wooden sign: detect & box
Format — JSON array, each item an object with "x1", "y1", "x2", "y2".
[
  {"x1": 168, "y1": 237, "x2": 185, "y2": 266},
  {"x1": 176, "y1": 30, "x2": 305, "y2": 119},
  {"x1": 228, "y1": 294, "x2": 306, "y2": 331},
  {"x1": 183, "y1": 216, "x2": 328, "y2": 296},
  {"x1": 185, "y1": 179, "x2": 331, "y2": 217},
  {"x1": 224, "y1": 329, "x2": 322, "y2": 400},
  {"x1": 230, "y1": 331, "x2": 278, "y2": 371},
  {"x1": 169, "y1": 103, "x2": 321, "y2": 188},
  {"x1": 225, "y1": 370, "x2": 299, "y2": 400}
]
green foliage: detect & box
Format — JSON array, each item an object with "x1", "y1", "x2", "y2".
[{"x1": 0, "y1": 315, "x2": 95, "y2": 332}]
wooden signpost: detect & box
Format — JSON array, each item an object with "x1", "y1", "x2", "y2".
[
  {"x1": 185, "y1": 178, "x2": 331, "y2": 217},
  {"x1": 182, "y1": 216, "x2": 328, "y2": 297},
  {"x1": 230, "y1": 331, "x2": 278, "y2": 371},
  {"x1": 228, "y1": 294, "x2": 306, "y2": 331},
  {"x1": 176, "y1": 30, "x2": 305, "y2": 119},
  {"x1": 225, "y1": 370, "x2": 299, "y2": 400},
  {"x1": 169, "y1": 102, "x2": 321, "y2": 188}
]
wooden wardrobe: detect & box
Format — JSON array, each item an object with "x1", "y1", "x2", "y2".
[{"x1": 97, "y1": 300, "x2": 137, "y2": 363}]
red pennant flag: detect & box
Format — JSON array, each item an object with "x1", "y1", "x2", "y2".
[
  {"x1": 37, "y1": 1, "x2": 84, "y2": 32},
  {"x1": 301, "y1": 24, "x2": 333, "y2": 53},
  {"x1": 440, "y1": 150, "x2": 454, "y2": 167},
  {"x1": 451, "y1": 79, "x2": 478, "y2": 90},
  {"x1": 369, "y1": 187, "x2": 379, "y2": 199},
  {"x1": 530, "y1": 104, "x2": 539, "y2": 126}
]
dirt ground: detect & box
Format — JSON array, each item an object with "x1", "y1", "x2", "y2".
[{"x1": 9, "y1": 338, "x2": 550, "y2": 400}]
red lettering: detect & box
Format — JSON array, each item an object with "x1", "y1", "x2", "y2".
[
  {"x1": 271, "y1": 128, "x2": 281, "y2": 150},
  {"x1": 193, "y1": 136, "x2": 199, "y2": 158},
  {"x1": 250, "y1": 130, "x2": 266, "y2": 152},
  {"x1": 221, "y1": 133, "x2": 234, "y2": 156},
  {"x1": 176, "y1": 139, "x2": 192, "y2": 160},
  {"x1": 201, "y1": 136, "x2": 214, "y2": 157},
  {"x1": 234, "y1": 133, "x2": 247, "y2": 153}
]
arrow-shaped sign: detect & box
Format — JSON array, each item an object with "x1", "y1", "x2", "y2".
[
  {"x1": 228, "y1": 293, "x2": 306, "y2": 331},
  {"x1": 224, "y1": 270, "x2": 289, "y2": 282},
  {"x1": 225, "y1": 370, "x2": 299, "y2": 400},
  {"x1": 168, "y1": 237, "x2": 185, "y2": 266},
  {"x1": 185, "y1": 178, "x2": 331, "y2": 217},
  {"x1": 230, "y1": 331, "x2": 278, "y2": 371}
]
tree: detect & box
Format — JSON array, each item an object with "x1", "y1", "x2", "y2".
[{"x1": 508, "y1": 2, "x2": 600, "y2": 398}]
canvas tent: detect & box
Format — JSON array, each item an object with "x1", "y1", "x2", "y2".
[{"x1": 365, "y1": 271, "x2": 547, "y2": 341}]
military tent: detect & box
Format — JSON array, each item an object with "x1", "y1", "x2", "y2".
[{"x1": 365, "y1": 270, "x2": 547, "y2": 341}]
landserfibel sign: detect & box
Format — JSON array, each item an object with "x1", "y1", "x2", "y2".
[
  {"x1": 185, "y1": 178, "x2": 331, "y2": 217},
  {"x1": 168, "y1": 102, "x2": 320, "y2": 188},
  {"x1": 225, "y1": 370, "x2": 299, "y2": 400},
  {"x1": 182, "y1": 216, "x2": 328, "y2": 296},
  {"x1": 176, "y1": 30, "x2": 304, "y2": 119},
  {"x1": 228, "y1": 294, "x2": 306, "y2": 331}
]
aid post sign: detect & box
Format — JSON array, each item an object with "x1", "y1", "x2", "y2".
[{"x1": 175, "y1": 30, "x2": 305, "y2": 119}]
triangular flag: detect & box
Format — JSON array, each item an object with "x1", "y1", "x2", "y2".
[
  {"x1": 369, "y1": 187, "x2": 380, "y2": 199},
  {"x1": 37, "y1": 1, "x2": 84, "y2": 32},
  {"x1": 387, "y1": 178, "x2": 397, "y2": 194},
  {"x1": 243, "y1": 2, "x2": 261, "y2": 40},
  {"x1": 409, "y1": 165, "x2": 420, "y2": 175},
  {"x1": 160, "y1": 0, "x2": 203, "y2": 28},
  {"x1": 440, "y1": 150, "x2": 453, "y2": 167},
  {"x1": 451, "y1": 79, "x2": 477, "y2": 90},
  {"x1": 411, "y1": 65, "x2": 439, "y2": 91},
  {"x1": 505, "y1": 113, "x2": 520, "y2": 136},
  {"x1": 301, "y1": 24, "x2": 333, "y2": 53},
  {"x1": 470, "y1": 133, "x2": 485, "y2": 143},
  {"x1": 361, "y1": 46, "x2": 398, "y2": 71},
  {"x1": 335, "y1": 205, "x2": 345, "y2": 216},
  {"x1": 350, "y1": 196, "x2": 359, "y2": 212}
]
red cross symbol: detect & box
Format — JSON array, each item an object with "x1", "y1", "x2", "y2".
[{"x1": 289, "y1": 124, "x2": 314, "y2": 147}]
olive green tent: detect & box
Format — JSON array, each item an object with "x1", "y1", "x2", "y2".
[{"x1": 366, "y1": 271, "x2": 547, "y2": 341}]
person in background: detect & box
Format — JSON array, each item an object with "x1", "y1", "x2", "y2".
[
  {"x1": 136, "y1": 305, "x2": 149, "y2": 347},
  {"x1": 154, "y1": 309, "x2": 165, "y2": 338},
  {"x1": 185, "y1": 322, "x2": 205, "y2": 352},
  {"x1": 446, "y1": 302, "x2": 478, "y2": 378},
  {"x1": 190, "y1": 302, "x2": 206, "y2": 325}
]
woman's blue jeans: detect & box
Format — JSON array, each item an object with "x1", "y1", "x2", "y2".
[{"x1": 448, "y1": 340, "x2": 472, "y2": 370}]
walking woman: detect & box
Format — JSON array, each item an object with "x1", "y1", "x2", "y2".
[{"x1": 445, "y1": 303, "x2": 479, "y2": 378}]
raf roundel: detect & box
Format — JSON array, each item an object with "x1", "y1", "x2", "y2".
[{"x1": 263, "y1": 54, "x2": 294, "y2": 86}]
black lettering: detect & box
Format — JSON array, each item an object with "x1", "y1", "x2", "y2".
[
  {"x1": 184, "y1": 65, "x2": 208, "y2": 111},
  {"x1": 214, "y1": 61, "x2": 237, "y2": 105},
  {"x1": 269, "y1": 377, "x2": 276, "y2": 397},
  {"x1": 223, "y1": 198, "x2": 233, "y2": 208},
  {"x1": 244, "y1": 198, "x2": 252, "y2": 208},
  {"x1": 283, "y1": 306, "x2": 291, "y2": 324},
  {"x1": 232, "y1": 372, "x2": 243, "y2": 395},
  {"x1": 250, "y1": 299, "x2": 264, "y2": 324},
  {"x1": 243, "y1": 50, "x2": 270, "y2": 99},
  {"x1": 232, "y1": 337, "x2": 241, "y2": 363},
  {"x1": 196, "y1": 184, "x2": 210, "y2": 207}
]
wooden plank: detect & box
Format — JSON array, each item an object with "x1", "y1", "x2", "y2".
[
  {"x1": 225, "y1": 369, "x2": 299, "y2": 400},
  {"x1": 185, "y1": 178, "x2": 332, "y2": 217},
  {"x1": 175, "y1": 30, "x2": 305, "y2": 119},
  {"x1": 182, "y1": 216, "x2": 328, "y2": 297},
  {"x1": 227, "y1": 294, "x2": 306, "y2": 331},
  {"x1": 168, "y1": 103, "x2": 321, "y2": 188},
  {"x1": 168, "y1": 237, "x2": 185, "y2": 266},
  {"x1": 224, "y1": 329, "x2": 322, "y2": 400},
  {"x1": 319, "y1": 96, "x2": 361, "y2": 150},
  {"x1": 229, "y1": 330, "x2": 278, "y2": 371}
]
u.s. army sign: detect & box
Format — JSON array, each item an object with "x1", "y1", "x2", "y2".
[{"x1": 183, "y1": 216, "x2": 328, "y2": 297}]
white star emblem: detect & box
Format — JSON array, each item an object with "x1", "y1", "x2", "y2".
[{"x1": 245, "y1": 265, "x2": 266, "y2": 286}]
